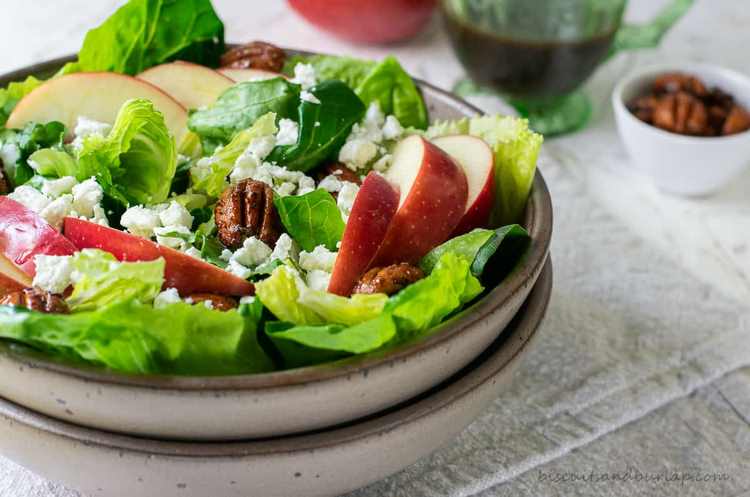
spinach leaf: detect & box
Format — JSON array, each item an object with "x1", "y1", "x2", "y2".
[
  {"x1": 273, "y1": 189, "x2": 345, "y2": 252},
  {"x1": 283, "y1": 54, "x2": 375, "y2": 88},
  {"x1": 1, "y1": 121, "x2": 66, "y2": 186},
  {"x1": 266, "y1": 80, "x2": 366, "y2": 172},
  {"x1": 76, "y1": 0, "x2": 225, "y2": 75},
  {"x1": 188, "y1": 78, "x2": 300, "y2": 145}
]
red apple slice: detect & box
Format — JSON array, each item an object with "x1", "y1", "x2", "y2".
[
  {"x1": 432, "y1": 135, "x2": 496, "y2": 235},
  {"x1": 6, "y1": 72, "x2": 188, "y2": 144},
  {"x1": 328, "y1": 172, "x2": 400, "y2": 296},
  {"x1": 0, "y1": 197, "x2": 78, "y2": 276},
  {"x1": 218, "y1": 68, "x2": 284, "y2": 82},
  {"x1": 369, "y1": 135, "x2": 468, "y2": 267},
  {"x1": 63, "y1": 218, "x2": 254, "y2": 297},
  {"x1": 0, "y1": 253, "x2": 32, "y2": 294},
  {"x1": 138, "y1": 61, "x2": 234, "y2": 110}
]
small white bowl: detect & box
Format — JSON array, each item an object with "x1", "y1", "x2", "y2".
[{"x1": 612, "y1": 63, "x2": 750, "y2": 196}]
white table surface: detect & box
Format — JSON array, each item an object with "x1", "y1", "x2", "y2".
[{"x1": 1, "y1": 1, "x2": 749, "y2": 496}]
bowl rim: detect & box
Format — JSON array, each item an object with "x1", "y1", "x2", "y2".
[
  {"x1": 612, "y1": 61, "x2": 750, "y2": 144},
  {"x1": 0, "y1": 53, "x2": 553, "y2": 392},
  {"x1": 0, "y1": 261, "x2": 553, "y2": 456}
]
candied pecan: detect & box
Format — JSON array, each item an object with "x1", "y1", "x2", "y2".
[
  {"x1": 721, "y1": 105, "x2": 750, "y2": 135},
  {"x1": 220, "y1": 41, "x2": 286, "y2": 72},
  {"x1": 215, "y1": 180, "x2": 282, "y2": 250},
  {"x1": 652, "y1": 92, "x2": 708, "y2": 135},
  {"x1": 314, "y1": 162, "x2": 363, "y2": 186},
  {"x1": 0, "y1": 159, "x2": 9, "y2": 195},
  {"x1": 628, "y1": 95, "x2": 659, "y2": 124},
  {"x1": 653, "y1": 73, "x2": 708, "y2": 97},
  {"x1": 0, "y1": 288, "x2": 69, "y2": 314},
  {"x1": 187, "y1": 293, "x2": 238, "y2": 311},
  {"x1": 353, "y1": 264, "x2": 425, "y2": 296}
]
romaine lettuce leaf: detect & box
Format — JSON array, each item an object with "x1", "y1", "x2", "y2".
[
  {"x1": 0, "y1": 299, "x2": 272, "y2": 375},
  {"x1": 27, "y1": 149, "x2": 78, "y2": 178},
  {"x1": 297, "y1": 289, "x2": 387, "y2": 327},
  {"x1": 387, "y1": 252, "x2": 483, "y2": 338},
  {"x1": 254, "y1": 266, "x2": 324, "y2": 326},
  {"x1": 273, "y1": 189, "x2": 345, "y2": 252},
  {"x1": 421, "y1": 225, "x2": 530, "y2": 277},
  {"x1": 188, "y1": 78, "x2": 300, "y2": 145},
  {"x1": 77, "y1": 98, "x2": 177, "y2": 206},
  {"x1": 266, "y1": 80, "x2": 366, "y2": 172},
  {"x1": 425, "y1": 115, "x2": 543, "y2": 225},
  {"x1": 75, "y1": 0, "x2": 225, "y2": 75},
  {"x1": 66, "y1": 249, "x2": 165, "y2": 312},
  {"x1": 0, "y1": 76, "x2": 42, "y2": 126},
  {"x1": 190, "y1": 112, "x2": 277, "y2": 197},
  {"x1": 265, "y1": 314, "x2": 397, "y2": 369}
]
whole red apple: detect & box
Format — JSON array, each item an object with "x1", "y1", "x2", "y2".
[{"x1": 288, "y1": 0, "x2": 437, "y2": 44}]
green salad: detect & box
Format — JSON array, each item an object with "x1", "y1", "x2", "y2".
[{"x1": 0, "y1": 0, "x2": 542, "y2": 376}]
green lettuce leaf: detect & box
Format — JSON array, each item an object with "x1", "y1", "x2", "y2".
[
  {"x1": 77, "y1": 98, "x2": 177, "y2": 206},
  {"x1": 188, "y1": 79, "x2": 300, "y2": 145},
  {"x1": 255, "y1": 266, "x2": 324, "y2": 326},
  {"x1": 265, "y1": 314, "x2": 397, "y2": 369},
  {"x1": 421, "y1": 225, "x2": 530, "y2": 277},
  {"x1": 27, "y1": 149, "x2": 78, "y2": 178},
  {"x1": 296, "y1": 290, "x2": 387, "y2": 327},
  {"x1": 0, "y1": 76, "x2": 42, "y2": 126},
  {"x1": 0, "y1": 299, "x2": 272, "y2": 375},
  {"x1": 75, "y1": 0, "x2": 225, "y2": 75},
  {"x1": 66, "y1": 249, "x2": 164, "y2": 312},
  {"x1": 189, "y1": 112, "x2": 277, "y2": 197},
  {"x1": 266, "y1": 80, "x2": 366, "y2": 172},
  {"x1": 273, "y1": 189, "x2": 344, "y2": 252},
  {"x1": 387, "y1": 252, "x2": 484, "y2": 338},
  {"x1": 425, "y1": 115, "x2": 543, "y2": 225},
  {"x1": 0, "y1": 121, "x2": 66, "y2": 186}
]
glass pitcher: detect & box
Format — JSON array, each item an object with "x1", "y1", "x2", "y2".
[{"x1": 441, "y1": 0, "x2": 694, "y2": 135}]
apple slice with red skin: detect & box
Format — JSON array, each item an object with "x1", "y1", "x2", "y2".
[
  {"x1": 432, "y1": 135, "x2": 496, "y2": 236},
  {"x1": 63, "y1": 218, "x2": 254, "y2": 297},
  {"x1": 218, "y1": 68, "x2": 283, "y2": 82},
  {"x1": 0, "y1": 197, "x2": 78, "y2": 276},
  {"x1": 138, "y1": 61, "x2": 234, "y2": 110},
  {"x1": 0, "y1": 253, "x2": 32, "y2": 294},
  {"x1": 328, "y1": 172, "x2": 400, "y2": 296},
  {"x1": 369, "y1": 135, "x2": 468, "y2": 267}
]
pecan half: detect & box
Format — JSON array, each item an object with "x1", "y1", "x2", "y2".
[
  {"x1": 220, "y1": 41, "x2": 286, "y2": 72},
  {"x1": 353, "y1": 264, "x2": 425, "y2": 296},
  {"x1": 0, "y1": 158, "x2": 9, "y2": 195},
  {"x1": 0, "y1": 288, "x2": 69, "y2": 314},
  {"x1": 652, "y1": 92, "x2": 708, "y2": 136},
  {"x1": 187, "y1": 293, "x2": 238, "y2": 312},
  {"x1": 215, "y1": 180, "x2": 283, "y2": 250},
  {"x1": 653, "y1": 73, "x2": 708, "y2": 97},
  {"x1": 314, "y1": 162, "x2": 363, "y2": 186},
  {"x1": 722, "y1": 105, "x2": 750, "y2": 135}
]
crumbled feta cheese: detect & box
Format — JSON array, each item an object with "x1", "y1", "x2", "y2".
[
  {"x1": 372, "y1": 154, "x2": 392, "y2": 172},
  {"x1": 32, "y1": 255, "x2": 73, "y2": 294},
  {"x1": 220, "y1": 249, "x2": 233, "y2": 262},
  {"x1": 121, "y1": 206, "x2": 161, "y2": 239},
  {"x1": 8, "y1": 185, "x2": 50, "y2": 213},
  {"x1": 232, "y1": 236, "x2": 272, "y2": 267},
  {"x1": 159, "y1": 201, "x2": 193, "y2": 230},
  {"x1": 339, "y1": 138, "x2": 378, "y2": 171},
  {"x1": 337, "y1": 182, "x2": 360, "y2": 221},
  {"x1": 185, "y1": 247, "x2": 203, "y2": 260},
  {"x1": 72, "y1": 116, "x2": 111, "y2": 150},
  {"x1": 41, "y1": 176, "x2": 77, "y2": 199},
  {"x1": 72, "y1": 178, "x2": 104, "y2": 217},
  {"x1": 154, "y1": 288, "x2": 182, "y2": 309},
  {"x1": 276, "y1": 182, "x2": 297, "y2": 197},
  {"x1": 318, "y1": 174, "x2": 344, "y2": 193},
  {"x1": 291, "y1": 63, "x2": 317, "y2": 90},
  {"x1": 247, "y1": 135, "x2": 277, "y2": 161},
  {"x1": 227, "y1": 259, "x2": 253, "y2": 280},
  {"x1": 314, "y1": 121, "x2": 321, "y2": 127},
  {"x1": 382, "y1": 115, "x2": 404, "y2": 140},
  {"x1": 270, "y1": 233, "x2": 299, "y2": 262},
  {"x1": 203, "y1": 300, "x2": 214, "y2": 310},
  {"x1": 276, "y1": 119, "x2": 299, "y2": 146},
  {"x1": 239, "y1": 296, "x2": 256, "y2": 305},
  {"x1": 90, "y1": 204, "x2": 110, "y2": 226},
  {"x1": 40, "y1": 194, "x2": 73, "y2": 229},
  {"x1": 306, "y1": 269, "x2": 331, "y2": 291},
  {"x1": 299, "y1": 245, "x2": 337, "y2": 273},
  {"x1": 297, "y1": 175, "x2": 316, "y2": 195},
  {"x1": 154, "y1": 225, "x2": 192, "y2": 250},
  {"x1": 365, "y1": 102, "x2": 386, "y2": 129},
  {"x1": 0, "y1": 143, "x2": 20, "y2": 175},
  {"x1": 300, "y1": 90, "x2": 321, "y2": 105}
]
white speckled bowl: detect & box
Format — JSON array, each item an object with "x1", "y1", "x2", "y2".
[
  {"x1": 0, "y1": 262, "x2": 552, "y2": 497},
  {"x1": 0, "y1": 52, "x2": 552, "y2": 441}
]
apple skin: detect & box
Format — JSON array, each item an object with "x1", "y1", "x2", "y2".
[
  {"x1": 288, "y1": 0, "x2": 436, "y2": 44},
  {"x1": 218, "y1": 68, "x2": 283, "y2": 82},
  {"x1": 432, "y1": 135, "x2": 496, "y2": 236},
  {"x1": 0, "y1": 253, "x2": 32, "y2": 294},
  {"x1": 328, "y1": 172, "x2": 400, "y2": 296},
  {"x1": 138, "y1": 61, "x2": 234, "y2": 110},
  {"x1": 63, "y1": 218, "x2": 254, "y2": 297},
  {"x1": 0, "y1": 197, "x2": 78, "y2": 277},
  {"x1": 6, "y1": 72, "x2": 188, "y2": 144},
  {"x1": 369, "y1": 135, "x2": 468, "y2": 267}
]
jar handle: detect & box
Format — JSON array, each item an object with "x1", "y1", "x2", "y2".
[{"x1": 611, "y1": 0, "x2": 694, "y2": 54}]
